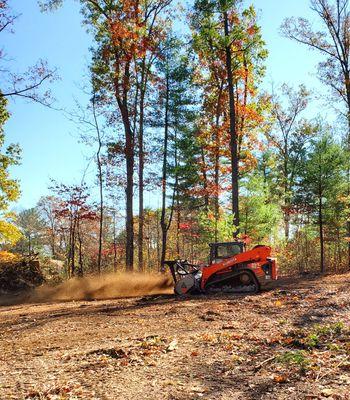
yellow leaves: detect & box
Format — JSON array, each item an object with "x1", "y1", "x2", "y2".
[{"x1": 0, "y1": 218, "x2": 22, "y2": 246}]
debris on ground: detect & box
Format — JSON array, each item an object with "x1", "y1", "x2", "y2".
[{"x1": 0, "y1": 273, "x2": 349, "y2": 399}]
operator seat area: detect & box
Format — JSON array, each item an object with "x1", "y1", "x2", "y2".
[{"x1": 210, "y1": 242, "x2": 244, "y2": 264}]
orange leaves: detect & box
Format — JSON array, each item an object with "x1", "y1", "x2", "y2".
[
  {"x1": 106, "y1": 0, "x2": 168, "y2": 68},
  {"x1": 109, "y1": 16, "x2": 144, "y2": 61},
  {"x1": 247, "y1": 25, "x2": 257, "y2": 36},
  {"x1": 273, "y1": 374, "x2": 288, "y2": 383},
  {"x1": 0, "y1": 251, "x2": 19, "y2": 262}
]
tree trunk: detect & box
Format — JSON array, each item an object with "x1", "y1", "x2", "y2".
[
  {"x1": 69, "y1": 215, "x2": 77, "y2": 277},
  {"x1": 319, "y1": 194, "x2": 325, "y2": 273},
  {"x1": 113, "y1": 212, "x2": 117, "y2": 272},
  {"x1": 50, "y1": 230, "x2": 55, "y2": 257},
  {"x1": 284, "y1": 209, "x2": 290, "y2": 241},
  {"x1": 138, "y1": 58, "x2": 147, "y2": 272},
  {"x1": 214, "y1": 82, "x2": 223, "y2": 242},
  {"x1": 77, "y1": 218, "x2": 84, "y2": 277},
  {"x1": 345, "y1": 74, "x2": 350, "y2": 269},
  {"x1": 156, "y1": 209, "x2": 161, "y2": 270},
  {"x1": 160, "y1": 70, "x2": 170, "y2": 270},
  {"x1": 125, "y1": 121, "x2": 134, "y2": 271},
  {"x1": 92, "y1": 94, "x2": 103, "y2": 274},
  {"x1": 224, "y1": 10, "x2": 239, "y2": 234},
  {"x1": 283, "y1": 143, "x2": 290, "y2": 241},
  {"x1": 138, "y1": 93, "x2": 145, "y2": 272},
  {"x1": 176, "y1": 188, "x2": 180, "y2": 258},
  {"x1": 115, "y1": 87, "x2": 134, "y2": 271},
  {"x1": 200, "y1": 147, "x2": 209, "y2": 210}
]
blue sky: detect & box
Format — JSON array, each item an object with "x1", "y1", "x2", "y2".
[{"x1": 3, "y1": 0, "x2": 328, "y2": 210}]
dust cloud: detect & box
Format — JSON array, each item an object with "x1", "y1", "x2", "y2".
[{"x1": 0, "y1": 272, "x2": 174, "y2": 305}]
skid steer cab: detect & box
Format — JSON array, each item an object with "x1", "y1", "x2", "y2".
[{"x1": 164, "y1": 241, "x2": 278, "y2": 295}]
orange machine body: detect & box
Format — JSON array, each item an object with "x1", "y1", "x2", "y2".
[{"x1": 200, "y1": 245, "x2": 277, "y2": 291}]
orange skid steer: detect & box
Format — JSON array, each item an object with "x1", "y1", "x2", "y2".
[{"x1": 165, "y1": 241, "x2": 278, "y2": 295}]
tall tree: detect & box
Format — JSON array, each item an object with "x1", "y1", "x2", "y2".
[
  {"x1": 43, "y1": 0, "x2": 174, "y2": 271},
  {"x1": 38, "y1": 196, "x2": 59, "y2": 257},
  {"x1": 50, "y1": 182, "x2": 97, "y2": 277},
  {"x1": 132, "y1": 0, "x2": 172, "y2": 272},
  {"x1": 267, "y1": 84, "x2": 313, "y2": 240},
  {"x1": 15, "y1": 208, "x2": 46, "y2": 255},
  {"x1": 297, "y1": 132, "x2": 345, "y2": 273},
  {"x1": 282, "y1": 0, "x2": 350, "y2": 264},
  {"x1": 156, "y1": 37, "x2": 195, "y2": 269},
  {"x1": 191, "y1": 0, "x2": 267, "y2": 235}
]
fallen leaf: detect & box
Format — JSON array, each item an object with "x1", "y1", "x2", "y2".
[
  {"x1": 166, "y1": 339, "x2": 178, "y2": 352},
  {"x1": 273, "y1": 374, "x2": 287, "y2": 383},
  {"x1": 321, "y1": 388, "x2": 334, "y2": 397}
]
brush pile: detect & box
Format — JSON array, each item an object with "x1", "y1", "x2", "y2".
[{"x1": 0, "y1": 255, "x2": 44, "y2": 294}]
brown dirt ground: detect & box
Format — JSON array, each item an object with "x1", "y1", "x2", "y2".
[{"x1": 0, "y1": 273, "x2": 350, "y2": 400}]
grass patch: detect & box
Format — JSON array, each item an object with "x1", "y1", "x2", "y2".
[
  {"x1": 276, "y1": 350, "x2": 309, "y2": 372},
  {"x1": 284, "y1": 322, "x2": 347, "y2": 350},
  {"x1": 305, "y1": 322, "x2": 345, "y2": 349}
]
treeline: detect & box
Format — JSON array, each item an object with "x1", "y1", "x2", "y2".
[{"x1": 1, "y1": 0, "x2": 350, "y2": 277}]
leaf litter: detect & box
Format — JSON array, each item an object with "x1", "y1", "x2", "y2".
[{"x1": 0, "y1": 273, "x2": 349, "y2": 399}]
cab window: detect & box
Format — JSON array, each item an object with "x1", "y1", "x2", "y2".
[{"x1": 216, "y1": 244, "x2": 241, "y2": 259}]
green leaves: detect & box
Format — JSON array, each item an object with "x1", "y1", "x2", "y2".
[{"x1": 38, "y1": 0, "x2": 64, "y2": 12}]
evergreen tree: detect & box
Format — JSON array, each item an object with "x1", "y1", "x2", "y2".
[{"x1": 296, "y1": 131, "x2": 345, "y2": 273}]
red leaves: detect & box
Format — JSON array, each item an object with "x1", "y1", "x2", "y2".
[
  {"x1": 50, "y1": 182, "x2": 98, "y2": 224},
  {"x1": 179, "y1": 222, "x2": 192, "y2": 231},
  {"x1": 179, "y1": 221, "x2": 200, "y2": 238}
]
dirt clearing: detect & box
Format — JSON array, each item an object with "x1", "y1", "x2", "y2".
[{"x1": 0, "y1": 273, "x2": 349, "y2": 399}]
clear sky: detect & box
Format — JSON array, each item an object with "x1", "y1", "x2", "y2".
[{"x1": 3, "y1": 0, "x2": 329, "y2": 210}]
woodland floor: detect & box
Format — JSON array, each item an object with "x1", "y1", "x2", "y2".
[{"x1": 0, "y1": 273, "x2": 350, "y2": 400}]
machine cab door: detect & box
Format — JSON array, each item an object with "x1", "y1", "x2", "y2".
[{"x1": 209, "y1": 242, "x2": 244, "y2": 265}]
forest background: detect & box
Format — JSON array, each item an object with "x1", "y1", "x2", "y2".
[{"x1": 1, "y1": 0, "x2": 350, "y2": 280}]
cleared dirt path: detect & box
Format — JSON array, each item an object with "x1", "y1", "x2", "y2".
[{"x1": 0, "y1": 273, "x2": 350, "y2": 399}]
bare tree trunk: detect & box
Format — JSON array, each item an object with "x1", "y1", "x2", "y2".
[
  {"x1": 77, "y1": 218, "x2": 84, "y2": 277},
  {"x1": 200, "y1": 147, "x2": 209, "y2": 210},
  {"x1": 138, "y1": 58, "x2": 147, "y2": 272},
  {"x1": 92, "y1": 94, "x2": 104, "y2": 274},
  {"x1": 345, "y1": 77, "x2": 350, "y2": 269},
  {"x1": 319, "y1": 191, "x2": 325, "y2": 274},
  {"x1": 156, "y1": 209, "x2": 161, "y2": 271},
  {"x1": 69, "y1": 215, "x2": 77, "y2": 277},
  {"x1": 138, "y1": 103, "x2": 145, "y2": 271},
  {"x1": 112, "y1": 210, "x2": 117, "y2": 272},
  {"x1": 160, "y1": 70, "x2": 170, "y2": 270},
  {"x1": 124, "y1": 117, "x2": 134, "y2": 271},
  {"x1": 214, "y1": 82, "x2": 223, "y2": 242},
  {"x1": 224, "y1": 10, "x2": 239, "y2": 234},
  {"x1": 176, "y1": 190, "x2": 180, "y2": 258},
  {"x1": 284, "y1": 208, "x2": 290, "y2": 241},
  {"x1": 114, "y1": 63, "x2": 134, "y2": 271}
]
